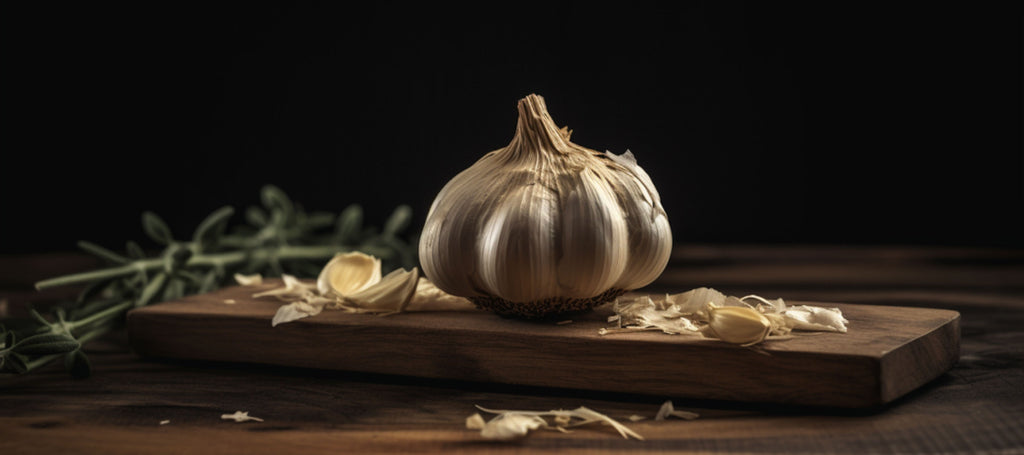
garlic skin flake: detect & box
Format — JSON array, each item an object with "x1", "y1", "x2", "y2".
[
  {"x1": 469, "y1": 405, "x2": 644, "y2": 441},
  {"x1": 221, "y1": 411, "x2": 264, "y2": 423},
  {"x1": 335, "y1": 267, "x2": 420, "y2": 314},
  {"x1": 605, "y1": 288, "x2": 849, "y2": 345},
  {"x1": 233, "y1": 273, "x2": 263, "y2": 286},
  {"x1": 654, "y1": 400, "x2": 700, "y2": 421},
  {"x1": 783, "y1": 305, "x2": 849, "y2": 333},
  {"x1": 253, "y1": 251, "x2": 476, "y2": 325},
  {"x1": 419, "y1": 94, "x2": 672, "y2": 318},
  {"x1": 406, "y1": 278, "x2": 475, "y2": 312},
  {"x1": 477, "y1": 413, "x2": 547, "y2": 440}
]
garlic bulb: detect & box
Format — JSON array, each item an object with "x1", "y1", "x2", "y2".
[{"x1": 418, "y1": 94, "x2": 672, "y2": 318}]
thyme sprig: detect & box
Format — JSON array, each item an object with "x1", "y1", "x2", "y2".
[{"x1": 0, "y1": 185, "x2": 417, "y2": 379}]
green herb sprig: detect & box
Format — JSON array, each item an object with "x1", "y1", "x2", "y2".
[{"x1": 0, "y1": 185, "x2": 417, "y2": 379}]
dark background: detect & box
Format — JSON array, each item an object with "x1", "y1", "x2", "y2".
[{"x1": 2, "y1": 2, "x2": 1021, "y2": 254}]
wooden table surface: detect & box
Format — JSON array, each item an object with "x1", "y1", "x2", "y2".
[{"x1": 2, "y1": 244, "x2": 1022, "y2": 454}]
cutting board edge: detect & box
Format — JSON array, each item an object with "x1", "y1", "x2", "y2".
[
  {"x1": 878, "y1": 311, "x2": 961, "y2": 404},
  {"x1": 128, "y1": 309, "x2": 900, "y2": 408}
]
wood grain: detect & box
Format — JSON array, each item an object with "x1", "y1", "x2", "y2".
[{"x1": 126, "y1": 282, "x2": 960, "y2": 408}]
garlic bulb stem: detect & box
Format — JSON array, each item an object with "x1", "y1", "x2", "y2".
[{"x1": 509, "y1": 95, "x2": 571, "y2": 157}]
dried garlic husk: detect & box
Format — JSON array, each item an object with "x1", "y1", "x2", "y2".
[
  {"x1": 419, "y1": 94, "x2": 672, "y2": 318},
  {"x1": 406, "y1": 278, "x2": 475, "y2": 312},
  {"x1": 654, "y1": 400, "x2": 699, "y2": 421},
  {"x1": 469, "y1": 405, "x2": 644, "y2": 441},
  {"x1": 609, "y1": 295, "x2": 701, "y2": 334},
  {"x1": 466, "y1": 413, "x2": 487, "y2": 430},
  {"x1": 782, "y1": 305, "x2": 849, "y2": 332},
  {"x1": 234, "y1": 273, "x2": 263, "y2": 286},
  {"x1": 221, "y1": 411, "x2": 263, "y2": 423},
  {"x1": 478, "y1": 413, "x2": 547, "y2": 440},
  {"x1": 336, "y1": 267, "x2": 420, "y2": 313},
  {"x1": 665, "y1": 287, "x2": 727, "y2": 312},
  {"x1": 604, "y1": 287, "x2": 849, "y2": 346},
  {"x1": 253, "y1": 251, "x2": 475, "y2": 325}
]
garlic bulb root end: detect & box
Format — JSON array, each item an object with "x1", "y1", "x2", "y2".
[{"x1": 471, "y1": 288, "x2": 627, "y2": 319}]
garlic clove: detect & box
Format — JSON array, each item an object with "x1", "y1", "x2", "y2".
[
  {"x1": 418, "y1": 158, "x2": 505, "y2": 299},
  {"x1": 554, "y1": 171, "x2": 630, "y2": 298},
  {"x1": 476, "y1": 183, "x2": 560, "y2": 303},
  {"x1": 703, "y1": 305, "x2": 773, "y2": 345},
  {"x1": 316, "y1": 252, "x2": 382, "y2": 297}
]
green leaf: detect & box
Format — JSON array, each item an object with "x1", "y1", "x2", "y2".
[
  {"x1": 6, "y1": 352, "x2": 28, "y2": 374},
  {"x1": 125, "y1": 240, "x2": 146, "y2": 259},
  {"x1": 261, "y1": 185, "x2": 293, "y2": 218},
  {"x1": 306, "y1": 211, "x2": 336, "y2": 230},
  {"x1": 3, "y1": 330, "x2": 15, "y2": 349},
  {"x1": 12, "y1": 333, "x2": 80, "y2": 356},
  {"x1": 174, "y1": 270, "x2": 201, "y2": 286},
  {"x1": 161, "y1": 278, "x2": 185, "y2": 301},
  {"x1": 136, "y1": 272, "x2": 168, "y2": 307},
  {"x1": 383, "y1": 205, "x2": 413, "y2": 237},
  {"x1": 198, "y1": 269, "x2": 220, "y2": 293},
  {"x1": 70, "y1": 297, "x2": 123, "y2": 321},
  {"x1": 192, "y1": 206, "x2": 235, "y2": 253},
  {"x1": 245, "y1": 206, "x2": 268, "y2": 227},
  {"x1": 28, "y1": 308, "x2": 50, "y2": 326},
  {"x1": 162, "y1": 245, "x2": 193, "y2": 274},
  {"x1": 293, "y1": 203, "x2": 308, "y2": 227},
  {"x1": 64, "y1": 349, "x2": 92, "y2": 379},
  {"x1": 77, "y1": 241, "x2": 129, "y2": 264},
  {"x1": 142, "y1": 212, "x2": 174, "y2": 245},
  {"x1": 335, "y1": 204, "x2": 363, "y2": 243},
  {"x1": 76, "y1": 278, "x2": 115, "y2": 305}
]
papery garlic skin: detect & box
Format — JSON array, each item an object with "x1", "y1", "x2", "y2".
[{"x1": 418, "y1": 94, "x2": 672, "y2": 317}]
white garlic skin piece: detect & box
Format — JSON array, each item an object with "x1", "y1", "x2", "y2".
[{"x1": 418, "y1": 94, "x2": 672, "y2": 317}]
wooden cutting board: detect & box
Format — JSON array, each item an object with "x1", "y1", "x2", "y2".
[{"x1": 126, "y1": 280, "x2": 960, "y2": 408}]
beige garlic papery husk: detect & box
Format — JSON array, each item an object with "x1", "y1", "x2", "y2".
[{"x1": 418, "y1": 94, "x2": 672, "y2": 318}]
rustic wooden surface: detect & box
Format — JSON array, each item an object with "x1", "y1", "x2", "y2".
[
  {"x1": 2, "y1": 244, "x2": 1023, "y2": 454},
  {"x1": 126, "y1": 285, "x2": 960, "y2": 408}
]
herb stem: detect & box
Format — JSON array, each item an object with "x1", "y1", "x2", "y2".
[
  {"x1": 67, "y1": 300, "x2": 134, "y2": 332},
  {"x1": 34, "y1": 260, "x2": 159, "y2": 290},
  {"x1": 35, "y1": 245, "x2": 346, "y2": 291},
  {"x1": 23, "y1": 353, "x2": 60, "y2": 373}
]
